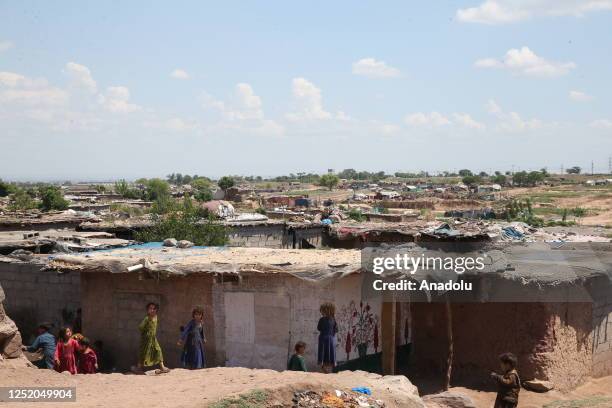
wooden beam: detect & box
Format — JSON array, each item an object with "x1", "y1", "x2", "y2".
[{"x1": 381, "y1": 299, "x2": 396, "y2": 375}]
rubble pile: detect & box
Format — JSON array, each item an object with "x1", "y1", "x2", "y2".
[{"x1": 292, "y1": 390, "x2": 386, "y2": 408}]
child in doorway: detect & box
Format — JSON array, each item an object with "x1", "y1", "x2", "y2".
[
  {"x1": 133, "y1": 302, "x2": 170, "y2": 374},
  {"x1": 490, "y1": 352, "x2": 521, "y2": 408},
  {"x1": 287, "y1": 341, "x2": 307, "y2": 372},
  {"x1": 77, "y1": 337, "x2": 98, "y2": 374},
  {"x1": 54, "y1": 327, "x2": 79, "y2": 374},
  {"x1": 177, "y1": 306, "x2": 206, "y2": 369}
]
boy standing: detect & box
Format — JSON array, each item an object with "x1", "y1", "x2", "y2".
[{"x1": 490, "y1": 352, "x2": 521, "y2": 408}]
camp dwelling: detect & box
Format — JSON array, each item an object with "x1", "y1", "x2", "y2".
[{"x1": 45, "y1": 243, "x2": 612, "y2": 391}]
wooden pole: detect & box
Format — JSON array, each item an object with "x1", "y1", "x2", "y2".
[
  {"x1": 444, "y1": 295, "x2": 454, "y2": 390},
  {"x1": 381, "y1": 298, "x2": 397, "y2": 375}
]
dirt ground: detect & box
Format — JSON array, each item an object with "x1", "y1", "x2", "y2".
[
  {"x1": 0, "y1": 365, "x2": 423, "y2": 408},
  {"x1": 508, "y1": 185, "x2": 612, "y2": 227},
  {"x1": 1, "y1": 362, "x2": 611, "y2": 408},
  {"x1": 451, "y1": 376, "x2": 612, "y2": 407}
]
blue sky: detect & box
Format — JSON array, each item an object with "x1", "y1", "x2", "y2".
[{"x1": 1, "y1": 1, "x2": 611, "y2": 181}]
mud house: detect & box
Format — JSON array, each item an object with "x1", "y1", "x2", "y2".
[
  {"x1": 48, "y1": 247, "x2": 382, "y2": 372},
  {"x1": 42, "y1": 243, "x2": 612, "y2": 391},
  {"x1": 1, "y1": 242, "x2": 609, "y2": 390}
]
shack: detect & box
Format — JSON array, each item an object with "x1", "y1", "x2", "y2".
[{"x1": 41, "y1": 243, "x2": 612, "y2": 391}]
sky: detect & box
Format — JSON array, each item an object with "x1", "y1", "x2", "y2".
[{"x1": 0, "y1": 0, "x2": 611, "y2": 181}]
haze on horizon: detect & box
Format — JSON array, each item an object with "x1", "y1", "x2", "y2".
[{"x1": 1, "y1": 1, "x2": 611, "y2": 182}]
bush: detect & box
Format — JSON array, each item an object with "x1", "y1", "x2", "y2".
[
  {"x1": 8, "y1": 189, "x2": 37, "y2": 211},
  {"x1": 114, "y1": 179, "x2": 144, "y2": 199},
  {"x1": 347, "y1": 208, "x2": 365, "y2": 222},
  {"x1": 39, "y1": 186, "x2": 69, "y2": 211},
  {"x1": 0, "y1": 179, "x2": 12, "y2": 197},
  {"x1": 135, "y1": 199, "x2": 228, "y2": 246}
]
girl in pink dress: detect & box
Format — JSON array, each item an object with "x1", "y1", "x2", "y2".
[{"x1": 54, "y1": 327, "x2": 78, "y2": 374}]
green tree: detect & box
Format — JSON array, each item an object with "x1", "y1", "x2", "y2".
[
  {"x1": 191, "y1": 178, "x2": 213, "y2": 202},
  {"x1": 461, "y1": 175, "x2": 482, "y2": 186},
  {"x1": 491, "y1": 174, "x2": 507, "y2": 185},
  {"x1": 39, "y1": 186, "x2": 69, "y2": 211},
  {"x1": 566, "y1": 166, "x2": 581, "y2": 174},
  {"x1": 217, "y1": 176, "x2": 235, "y2": 191},
  {"x1": 145, "y1": 178, "x2": 170, "y2": 201},
  {"x1": 318, "y1": 174, "x2": 340, "y2": 190},
  {"x1": 458, "y1": 169, "x2": 473, "y2": 177}
]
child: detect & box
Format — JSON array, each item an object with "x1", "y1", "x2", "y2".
[
  {"x1": 54, "y1": 327, "x2": 79, "y2": 374},
  {"x1": 490, "y1": 352, "x2": 521, "y2": 408},
  {"x1": 134, "y1": 302, "x2": 170, "y2": 374},
  {"x1": 287, "y1": 341, "x2": 307, "y2": 372},
  {"x1": 78, "y1": 337, "x2": 98, "y2": 374},
  {"x1": 317, "y1": 302, "x2": 338, "y2": 374},
  {"x1": 22, "y1": 324, "x2": 56, "y2": 369},
  {"x1": 177, "y1": 306, "x2": 206, "y2": 369}
]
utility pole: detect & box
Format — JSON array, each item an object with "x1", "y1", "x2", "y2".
[
  {"x1": 561, "y1": 164, "x2": 564, "y2": 175},
  {"x1": 608, "y1": 156, "x2": 611, "y2": 175},
  {"x1": 591, "y1": 160, "x2": 594, "y2": 176}
]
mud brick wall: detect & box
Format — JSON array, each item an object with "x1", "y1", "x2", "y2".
[
  {"x1": 0, "y1": 261, "x2": 80, "y2": 343},
  {"x1": 590, "y1": 275, "x2": 612, "y2": 377},
  {"x1": 79, "y1": 272, "x2": 216, "y2": 371},
  {"x1": 410, "y1": 301, "x2": 594, "y2": 391},
  {"x1": 212, "y1": 273, "x2": 381, "y2": 372}
]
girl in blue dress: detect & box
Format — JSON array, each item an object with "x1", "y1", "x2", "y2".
[
  {"x1": 317, "y1": 302, "x2": 338, "y2": 373},
  {"x1": 178, "y1": 306, "x2": 206, "y2": 369}
]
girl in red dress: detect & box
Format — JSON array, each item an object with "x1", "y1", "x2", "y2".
[
  {"x1": 77, "y1": 337, "x2": 98, "y2": 374},
  {"x1": 54, "y1": 327, "x2": 78, "y2": 374}
]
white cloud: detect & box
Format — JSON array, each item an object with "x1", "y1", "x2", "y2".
[
  {"x1": 569, "y1": 90, "x2": 592, "y2": 102},
  {"x1": 0, "y1": 40, "x2": 13, "y2": 52},
  {"x1": 170, "y1": 69, "x2": 190, "y2": 80},
  {"x1": 590, "y1": 119, "x2": 612, "y2": 129},
  {"x1": 65, "y1": 62, "x2": 97, "y2": 93},
  {"x1": 457, "y1": 0, "x2": 612, "y2": 24},
  {"x1": 453, "y1": 113, "x2": 486, "y2": 129},
  {"x1": 0, "y1": 71, "x2": 67, "y2": 106},
  {"x1": 485, "y1": 99, "x2": 545, "y2": 131},
  {"x1": 0, "y1": 72, "x2": 28, "y2": 87},
  {"x1": 228, "y1": 83, "x2": 263, "y2": 120},
  {"x1": 475, "y1": 47, "x2": 575, "y2": 78},
  {"x1": 286, "y1": 77, "x2": 332, "y2": 121},
  {"x1": 405, "y1": 112, "x2": 451, "y2": 127},
  {"x1": 403, "y1": 111, "x2": 485, "y2": 130},
  {"x1": 352, "y1": 58, "x2": 401, "y2": 78},
  {"x1": 98, "y1": 86, "x2": 141, "y2": 113},
  {"x1": 202, "y1": 83, "x2": 264, "y2": 120},
  {"x1": 200, "y1": 83, "x2": 284, "y2": 137}
]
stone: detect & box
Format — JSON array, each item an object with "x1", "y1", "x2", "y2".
[
  {"x1": 163, "y1": 238, "x2": 178, "y2": 247},
  {"x1": 0, "y1": 283, "x2": 24, "y2": 360},
  {"x1": 177, "y1": 240, "x2": 194, "y2": 248},
  {"x1": 423, "y1": 391, "x2": 476, "y2": 408},
  {"x1": 523, "y1": 379, "x2": 554, "y2": 392}
]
